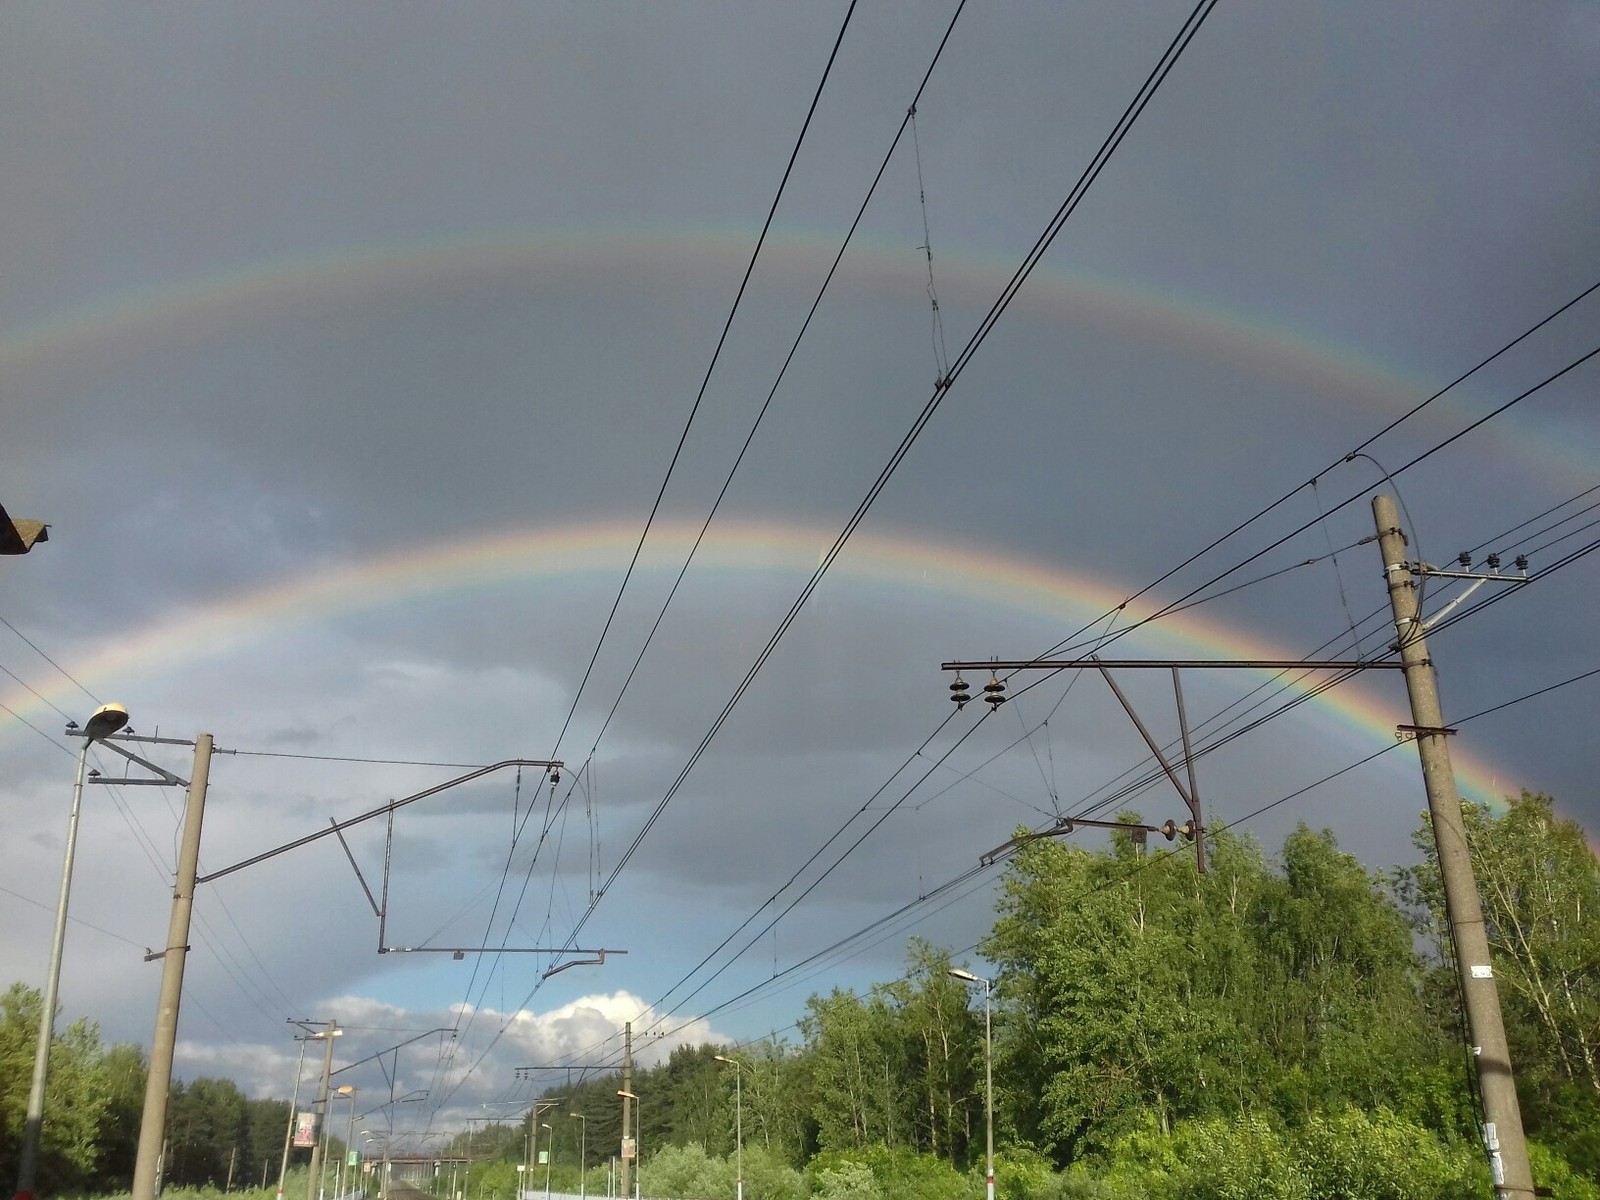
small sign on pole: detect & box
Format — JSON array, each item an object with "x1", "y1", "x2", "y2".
[
  {"x1": 293, "y1": 1112, "x2": 317, "y2": 1148},
  {"x1": 620, "y1": 1137, "x2": 636, "y2": 1161}
]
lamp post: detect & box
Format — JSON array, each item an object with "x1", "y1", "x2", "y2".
[
  {"x1": 303, "y1": 1023, "x2": 343, "y2": 1200},
  {"x1": 540, "y1": 1124, "x2": 553, "y2": 1199},
  {"x1": 319, "y1": 1086, "x2": 353, "y2": 1200},
  {"x1": 713, "y1": 1057, "x2": 743, "y2": 1200},
  {"x1": 276, "y1": 1034, "x2": 325, "y2": 1200},
  {"x1": 333, "y1": 1087, "x2": 357, "y2": 1200},
  {"x1": 949, "y1": 968, "x2": 994, "y2": 1200},
  {"x1": 567, "y1": 1114, "x2": 586, "y2": 1200},
  {"x1": 13, "y1": 703, "x2": 128, "y2": 1200},
  {"x1": 616, "y1": 1093, "x2": 639, "y2": 1200}
]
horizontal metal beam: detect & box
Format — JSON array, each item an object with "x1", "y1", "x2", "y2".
[
  {"x1": 195, "y1": 759, "x2": 561, "y2": 885},
  {"x1": 943, "y1": 658, "x2": 1402, "y2": 671}
]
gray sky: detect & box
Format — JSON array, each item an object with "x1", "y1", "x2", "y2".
[{"x1": 3, "y1": 1, "x2": 1597, "y2": 1137}]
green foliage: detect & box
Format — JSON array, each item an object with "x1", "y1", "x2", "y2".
[
  {"x1": 644, "y1": 1141, "x2": 731, "y2": 1199},
  {"x1": 1529, "y1": 1141, "x2": 1600, "y2": 1200},
  {"x1": 0, "y1": 982, "x2": 114, "y2": 1194},
  {"x1": 807, "y1": 1145, "x2": 966, "y2": 1200},
  {"x1": 986, "y1": 821, "x2": 1463, "y2": 1164},
  {"x1": 1397, "y1": 792, "x2": 1600, "y2": 1178},
  {"x1": 811, "y1": 1160, "x2": 882, "y2": 1200}
]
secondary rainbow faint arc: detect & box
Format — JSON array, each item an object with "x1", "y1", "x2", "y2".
[
  {"x1": 2, "y1": 227, "x2": 1588, "y2": 483},
  {"x1": 0, "y1": 517, "x2": 1509, "y2": 808}
]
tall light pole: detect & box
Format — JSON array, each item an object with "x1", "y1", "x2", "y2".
[
  {"x1": 13, "y1": 703, "x2": 128, "y2": 1200},
  {"x1": 331, "y1": 1086, "x2": 356, "y2": 1200},
  {"x1": 302, "y1": 1023, "x2": 343, "y2": 1200},
  {"x1": 567, "y1": 1114, "x2": 586, "y2": 1200},
  {"x1": 540, "y1": 1124, "x2": 553, "y2": 1199},
  {"x1": 277, "y1": 1037, "x2": 313, "y2": 1200},
  {"x1": 713, "y1": 1056, "x2": 743, "y2": 1200},
  {"x1": 320, "y1": 1086, "x2": 353, "y2": 1200},
  {"x1": 949, "y1": 968, "x2": 994, "y2": 1200}
]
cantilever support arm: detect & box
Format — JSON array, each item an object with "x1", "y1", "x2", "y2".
[{"x1": 195, "y1": 759, "x2": 561, "y2": 885}]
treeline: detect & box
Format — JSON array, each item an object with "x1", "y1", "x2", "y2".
[
  {"x1": 471, "y1": 793, "x2": 1598, "y2": 1198},
  {"x1": 0, "y1": 997, "x2": 314, "y2": 1197},
  {"x1": 5, "y1": 793, "x2": 1596, "y2": 1198}
]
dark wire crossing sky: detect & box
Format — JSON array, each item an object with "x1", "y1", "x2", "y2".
[{"x1": 1, "y1": 1, "x2": 1596, "y2": 1125}]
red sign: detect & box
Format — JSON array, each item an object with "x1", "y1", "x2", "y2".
[{"x1": 293, "y1": 1112, "x2": 317, "y2": 1148}]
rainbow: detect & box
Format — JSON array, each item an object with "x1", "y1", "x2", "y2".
[
  {"x1": 1, "y1": 227, "x2": 1590, "y2": 484},
  {"x1": 0, "y1": 516, "x2": 1511, "y2": 809}
]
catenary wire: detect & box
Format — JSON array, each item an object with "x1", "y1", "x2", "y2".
[
  {"x1": 544, "y1": 0, "x2": 860, "y2": 763},
  {"x1": 457, "y1": 1, "x2": 1228, "y2": 1085}
]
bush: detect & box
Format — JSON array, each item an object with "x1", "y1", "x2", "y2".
[
  {"x1": 812, "y1": 1160, "x2": 881, "y2": 1200},
  {"x1": 807, "y1": 1147, "x2": 965, "y2": 1200},
  {"x1": 644, "y1": 1142, "x2": 731, "y2": 1199}
]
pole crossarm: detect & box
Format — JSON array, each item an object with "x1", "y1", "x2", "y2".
[
  {"x1": 943, "y1": 655, "x2": 1402, "y2": 875},
  {"x1": 331, "y1": 1027, "x2": 455, "y2": 1078},
  {"x1": 194, "y1": 759, "x2": 561, "y2": 885},
  {"x1": 84, "y1": 737, "x2": 189, "y2": 787},
  {"x1": 941, "y1": 658, "x2": 1403, "y2": 671},
  {"x1": 981, "y1": 814, "x2": 1197, "y2": 867},
  {"x1": 378, "y1": 946, "x2": 625, "y2": 960}
]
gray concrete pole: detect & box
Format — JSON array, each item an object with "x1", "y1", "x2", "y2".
[
  {"x1": 305, "y1": 1024, "x2": 340, "y2": 1200},
  {"x1": 618, "y1": 1025, "x2": 632, "y2": 1200},
  {"x1": 12, "y1": 737, "x2": 94, "y2": 1200},
  {"x1": 132, "y1": 733, "x2": 213, "y2": 1200},
  {"x1": 1373, "y1": 496, "x2": 1533, "y2": 1198}
]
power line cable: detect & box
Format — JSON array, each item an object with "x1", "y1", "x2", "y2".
[
  {"x1": 568, "y1": 0, "x2": 970, "y2": 771},
  {"x1": 545, "y1": 0, "x2": 860, "y2": 763},
  {"x1": 0, "y1": 611, "x2": 102, "y2": 705}
]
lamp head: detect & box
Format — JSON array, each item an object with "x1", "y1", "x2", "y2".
[{"x1": 83, "y1": 703, "x2": 129, "y2": 741}]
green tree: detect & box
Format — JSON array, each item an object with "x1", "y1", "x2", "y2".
[
  {"x1": 0, "y1": 983, "x2": 112, "y2": 1194},
  {"x1": 1397, "y1": 792, "x2": 1600, "y2": 1178},
  {"x1": 95, "y1": 1043, "x2": 148, "y2": 1188},
  {"x1": 800, "y1": 988, "x2": 910, "y2": 1152}
]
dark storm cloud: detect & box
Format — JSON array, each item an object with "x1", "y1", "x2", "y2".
[{"x1": 2, "y1": 0, "x2": 1596, "y2": 1129}]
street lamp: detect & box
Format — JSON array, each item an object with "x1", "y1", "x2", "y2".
[
  {"x1": 949, "y1": 968, "x2": 995, "y2": 1200},
  {"x1": 713, "y1": 1056, "x2": 743, "y2": 1200},
  {"x1": 540, "y1": 1124, "x2": 553, "y2": 1200},
  {"x1": 567, "y1": 1115, "x2": 586, "y2": 1200},
  {"x1": 13, "y1": 703, "x2": 128, "y2": 1200}
]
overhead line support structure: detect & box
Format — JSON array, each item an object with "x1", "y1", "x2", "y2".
[
  {"x1": 1372, "y1": 494, "x2": 1533, "y2": 1198},
  {"x1": 942, "y1": 658, "x2": 1404, "y2": 874}
]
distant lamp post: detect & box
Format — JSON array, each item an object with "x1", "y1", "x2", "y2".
[
  {"x1": 713, "y1": 1056, "x2": 744, "y2": 1200},
  {"x1": 13, "y1": 702, "x2": 128, "y2": 1200},
  {"x1": 949, "y1": 968, "x2": 995, "y2": 1200},
  {"x1": 540, "y1": 1124, "x2": 553, "y2": 1199},
  {"x1": 567, "y1": 1114, "x2": 586, "y2": 1200}
]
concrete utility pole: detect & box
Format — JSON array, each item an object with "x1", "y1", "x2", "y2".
[
  {"x1": 618, "y1": 1025, "x2": 634, "y2": 1200},
  {"x1": 1373, "y1": 495, "x2": 1533, "y2": 1199},
  {"x1": 305, "y1": 1022, "x2": 342, "y2": 1200},
  {"x1": 132, "y1": 733, "x2": 214, "y2": 1200}
]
